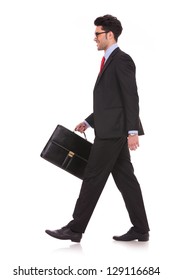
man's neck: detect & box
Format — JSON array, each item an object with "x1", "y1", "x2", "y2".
[{"x1": 104, "y1": 43, "x2": 118, "y2": 61}]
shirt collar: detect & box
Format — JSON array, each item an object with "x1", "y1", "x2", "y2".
[{"x1": 104, "y1": 43, "x2": 118, "y2": 61}]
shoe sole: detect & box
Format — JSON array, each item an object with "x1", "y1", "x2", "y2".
[
  {"x1": 137, "y1": 237, "x2": 149, "y2": 242},
  {"x1": 113, "y1": 237, "x2": 149, "y2": 242}
]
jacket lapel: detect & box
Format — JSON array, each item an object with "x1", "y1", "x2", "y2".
[{"x1": 94, "y1": 47, "x2": 120, "y2": 87}]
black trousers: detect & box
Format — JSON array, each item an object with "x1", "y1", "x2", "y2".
[{"x1": 67, "y1": 136, "x2": 149, "y2": 234}]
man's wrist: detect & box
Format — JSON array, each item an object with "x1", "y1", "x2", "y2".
[{"x1": 84, "y1": 120, "x2": 90, "y2": 128}]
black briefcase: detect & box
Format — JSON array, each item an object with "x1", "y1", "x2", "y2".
[{"x1": 40, "y1": 125, "x2": 92, "y2": 179}]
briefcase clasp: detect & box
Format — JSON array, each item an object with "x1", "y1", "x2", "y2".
[{"x1": 68, "y1": 151, "x2": 75, "y2": 158}]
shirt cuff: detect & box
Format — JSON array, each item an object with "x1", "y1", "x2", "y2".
[
  {"x1": 128, "y1": 130, "x2": 138, "y2": 135},
  {"x1": 84, "y1": 120, "x2": 90, "y2": 128}
]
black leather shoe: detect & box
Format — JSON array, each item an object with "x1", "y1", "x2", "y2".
[
  {"x1": 113, "y1": 227, "x2": 149, "y2": 242},
  {"x1": 45, "y1": 227, "x2": 82, "y2": 242}
]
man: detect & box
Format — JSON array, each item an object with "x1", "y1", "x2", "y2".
[{"x1": 45, "y1": 15, "x2": 150, "y2": 242}]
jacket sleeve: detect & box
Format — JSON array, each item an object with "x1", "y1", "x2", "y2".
[
  {"x1": 85, "y1": 113, "x2": 94, "y2": 128},
  {"x1": 115, "y1": 53, "x2": 140, "y2": 132}
]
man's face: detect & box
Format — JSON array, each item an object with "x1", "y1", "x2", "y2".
[{"x1": 94, "y1": 26, "x2": 109, "y2": 51}]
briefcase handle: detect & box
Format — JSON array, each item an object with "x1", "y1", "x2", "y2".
[
  {"x1": 74, "y1": 130, "x2": 87, "y2": 140},
  {"x1": 83, "y1": 132, "x2": 87, "y2": 140}
]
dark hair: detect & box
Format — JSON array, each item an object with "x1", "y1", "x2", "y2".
[{"x1": 94, "y1": 14, "x2": 123, "y2": 41}]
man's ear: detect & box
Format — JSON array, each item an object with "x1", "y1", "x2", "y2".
[{"x1": 108, "y1": 31, "x2": 115, "y2": 40}]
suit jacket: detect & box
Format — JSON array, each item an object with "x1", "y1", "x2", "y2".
[{"x1": 85, "y1": 47, "x2": 144, "y2": 139}]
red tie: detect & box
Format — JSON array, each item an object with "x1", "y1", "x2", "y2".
[{"x1": 99, "y1": 56, "x2": 105, "y2": 73}]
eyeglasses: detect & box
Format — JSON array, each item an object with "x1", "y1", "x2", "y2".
[{"x1": 95, "y1": 31, "x2": 109, "y2": 37}]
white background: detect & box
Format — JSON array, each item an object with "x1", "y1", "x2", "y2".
[{"x1": 0, "y1": 0, "x2": 173, "y2": 279}]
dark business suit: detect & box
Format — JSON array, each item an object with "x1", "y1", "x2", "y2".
[{"x1": 68, "y1": 48, "x2": 149, "y2": 234}]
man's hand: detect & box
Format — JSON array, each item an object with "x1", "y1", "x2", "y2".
[
  {"x1": 75, "y1": 122, "x2": 88, "y2": 133},
  {"x1": 128, "y1": 135, "x2": 139, "y2": 151}
]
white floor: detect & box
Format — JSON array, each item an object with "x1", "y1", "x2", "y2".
[{"x1": 2, "y1": 223, "x2": 171, "y2": 280}]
